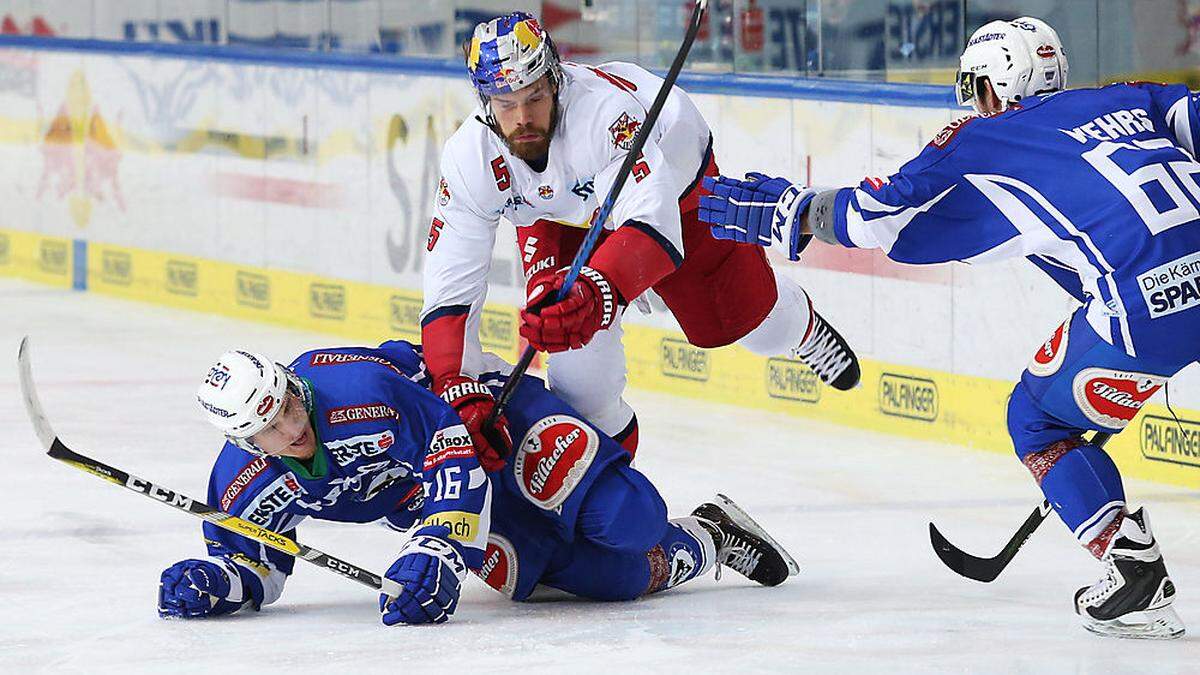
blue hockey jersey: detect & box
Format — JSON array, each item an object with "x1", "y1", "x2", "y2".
[
  {"x1": 828, "y1": 82, "x2": 1200, "y2": 361},
  {"x1": 202, "y1": 341, "x2": 490, "y2": 607}
]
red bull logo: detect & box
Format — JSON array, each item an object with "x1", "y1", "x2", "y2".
[
  {"x1": 36, "y1": 70, "x2": 125, "y2": 227},
  {"x1": 608, "y1": 112, "x2": 641, "y2": 151},
  {"x1": 513, "y1": 18, "x2": 543, "y2": 51}
]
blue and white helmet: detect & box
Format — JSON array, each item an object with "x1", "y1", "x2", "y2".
[{"x1": 466, "y1": 12, "x2": 561, "y2": 105}]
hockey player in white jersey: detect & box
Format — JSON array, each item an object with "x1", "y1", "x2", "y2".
[
  {"x1": 421, "y1": 12, "x2": 860, "y2": 470},
  {"x1": 700, "y1": 17, "x2": 1193, "y2": 639}
]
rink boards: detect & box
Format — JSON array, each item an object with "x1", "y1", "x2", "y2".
[
  {"x1": 2, "y1": 227, "x2": 1197, "y2": 489},
  {"x1": 0, "y1": 37, "x2": 1197, "y2": 488}
]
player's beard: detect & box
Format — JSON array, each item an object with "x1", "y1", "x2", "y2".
[{"x1": 501, "y1": 100, "x2": 559, "y2": 164}]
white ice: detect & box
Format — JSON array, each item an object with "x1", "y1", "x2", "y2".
[{"x1": 1, "y1": 277, "x2": 1197, "y2": 674}]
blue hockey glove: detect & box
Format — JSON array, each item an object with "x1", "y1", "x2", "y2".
[
  {"x1": 699, "y1": 172, "x2": 816, "y2": 260},
  {"x1": 158, "y1": 558, "x2": 249, "y2": 619},
  {"x1": 379, "y1": 525, "x2": 468, "y2": 626}
]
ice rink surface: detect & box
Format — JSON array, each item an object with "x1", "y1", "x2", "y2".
[{"x1": 1, "y1": 278, "x2": 1197, "y2": 673}]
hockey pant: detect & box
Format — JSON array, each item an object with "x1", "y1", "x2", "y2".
[
  {"x1": 473, "y1": 372, "x2": 714, "y2": 601},
  {"x1": 1007, "y1": 306, "x2": 1186, "y2": 555}
]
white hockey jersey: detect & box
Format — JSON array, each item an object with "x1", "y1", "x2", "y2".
[{"x1": 421, "y1": 61, "x2": 713, "y2": 376}]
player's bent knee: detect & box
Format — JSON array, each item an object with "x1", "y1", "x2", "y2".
[{"x1": 577, "y1": 466, "x2": 667, "y2": 552}]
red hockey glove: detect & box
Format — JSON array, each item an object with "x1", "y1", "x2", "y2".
[
  {"x1": 435, "y1": 376, "x2": 511, "y2": 472},
  {"x1": 520, "y1": 266, "x2": 621, "y2": 353}
]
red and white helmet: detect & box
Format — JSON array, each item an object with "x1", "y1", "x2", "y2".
[
  {"x1": 956, "y1": 17, "x2": 1068, "y2": 113},
  {"x1": 196, "y1": 350, "x2": 301, "y2": 453}
]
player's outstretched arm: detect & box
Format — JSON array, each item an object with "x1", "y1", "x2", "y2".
[{"x1": 699, "y1": 172, "x2": 820, "y2": 260}]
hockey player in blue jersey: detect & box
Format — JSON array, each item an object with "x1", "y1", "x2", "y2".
[
  {"x1": 157, "y1": 341, "x2": 798, "y2": 625},
  {"x1": 698, "y1": 17, "x2": 1194, "y2": 639}
]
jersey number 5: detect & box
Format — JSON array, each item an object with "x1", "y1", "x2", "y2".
[
  {"x1": 491, "y1": 156, "x2": 511, "y2": 191},
  {"x1": 427, "y1": 218, "x2": 444, "y2": 251},
  {"x1": 632, "y1": 151, "x2": 651, "y2": 183}
]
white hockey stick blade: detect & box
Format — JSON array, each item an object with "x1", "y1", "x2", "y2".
[{"x1": 18, "y1": 336, "x2": 57, "y2": 451}]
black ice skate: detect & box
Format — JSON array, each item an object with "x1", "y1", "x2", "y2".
[
  {"x1": 1074, "y1": 508, "x2": 1185, "y2": 640},
  {"x1": 692, "y1": 494, "x2": 799, "y2": 587},
  {"x1": 792, "y1": 311, "x2": 860, "y2": 391}
]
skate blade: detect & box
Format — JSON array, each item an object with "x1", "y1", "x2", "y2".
[
  {"x1": 1080, "y1": 606, "x2": 1186, "y2": 640},
  {"x1": 714, "y1": 494, "x2": 800, "y2": 577}
]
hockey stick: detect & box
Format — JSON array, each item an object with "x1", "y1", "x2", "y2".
[
  {"x1": 17, "y1": 336, "x2": 402, "y2": 598},
  {"x1": 485, "y1": 0, "x2": 711, "y2": 433},
  {"x1": 928, "y1": 431, "x2": 1112, "y2": 582}
]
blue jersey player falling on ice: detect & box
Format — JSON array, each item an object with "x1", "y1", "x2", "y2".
[
  {"x1": 699, "y1": 17, "x2": 1196, "y2": 639},
  {"x1": 157, "y1": 341, "x2": 798, "y2": 625}
]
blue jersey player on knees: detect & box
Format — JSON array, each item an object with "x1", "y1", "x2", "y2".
[
  {"x1": 699, "y1": 17, "x2": 1198, "y2": 639},
  {"x1": 158, "y1": 341, "x2": 798, "y2": 625}
]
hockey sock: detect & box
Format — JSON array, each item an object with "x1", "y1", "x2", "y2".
[
  {"x1": 644, "y1": 517, "x2": 718, "y2": 595},
  {"x1": 612, "y1": 414, "x2": 639, "y2": 459},
  {"x1": 736, "y1": 272, "x2": 813, "y2": 356},
  {"x1": 1023, "y1": 438, "x2": 1126, "y2": 558}
]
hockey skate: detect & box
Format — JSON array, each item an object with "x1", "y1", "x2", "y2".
[
  {"x1": 792, "y1": 311, "x2": 860, "y2": 391},
  {"x1": 693, "y1": 494, "x2": 799, "y2": 587},
  {"x1": 1074, "y1": 508, "x2": 1185, "y2": 640}
]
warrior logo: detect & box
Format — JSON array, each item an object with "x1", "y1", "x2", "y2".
[
  {"x1": 514, "y1": 414, "x2": 599, "y2": 510},
  {"x1": 475, "y1": 533, "x2": 519, "y2": 598},
  {"x1": 1072, "y1": 367, "x2": 1166, "y2": 429},
  {"x1": 608, "y1": 112, "x2": 641, "y2": 151},
  {"x1": 1028, "y1": 315, "x2": 1070, "y2": 377}
]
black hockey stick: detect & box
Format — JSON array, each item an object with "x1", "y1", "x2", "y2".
[
  {"x1": 485, "y1": 0, "x2": 711, "y2": 436},
  {"x1": 928, "y1": 431, "x2": 1112, "y2": 582},
  {"x1": 17, "y1": 336, "x2": 402, "y2": 598}
]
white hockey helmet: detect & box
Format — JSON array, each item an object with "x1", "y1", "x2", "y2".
[
  {"x1": 196, "y1": 350, "x2": 301, "y2": 453},
  {"x1": 1013, "y1": 17, "x2": 1068, "y2": 96},
  {"x1": 957, "y1": 21, "x2": 1035, "y2": 112}
]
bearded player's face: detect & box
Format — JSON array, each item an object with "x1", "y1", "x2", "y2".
[{"x1": 491, "y1": 76, "x2": 555, "y2": 162}]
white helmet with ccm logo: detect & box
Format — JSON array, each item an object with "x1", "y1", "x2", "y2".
[
  {"x1": 956, "y1": 17, "x2": 1068, "y2": 113},
  {"x1": 196, "y1": 350, "x2": 301, "y2": 454}
]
